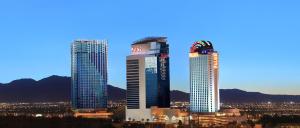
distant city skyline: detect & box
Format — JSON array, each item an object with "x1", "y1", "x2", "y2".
[{"x1": 0, "y1": 0, "x2": 300, "y2": 95}]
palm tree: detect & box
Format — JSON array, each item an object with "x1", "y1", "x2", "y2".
[{"x1": 177, "y1": 120, "x2": 184, "y2": 128}]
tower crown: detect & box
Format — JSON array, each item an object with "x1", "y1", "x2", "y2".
[
  {"x1": 130, "y1": 37, "x2": 168, "y2": 55},
  {"x1": 190, "y1": 40, "x2": 214, "y2": 54}
]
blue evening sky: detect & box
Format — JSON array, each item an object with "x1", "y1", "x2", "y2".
[{"x1": 0, "y1": 0, "x2": 299, "y2": 94}]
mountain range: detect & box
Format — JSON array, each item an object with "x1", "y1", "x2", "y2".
[{"x1": 0, "y1": 75, "x2": 299, "y2": 103}]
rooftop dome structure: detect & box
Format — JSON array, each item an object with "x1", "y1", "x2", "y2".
[{"x1": 190, "y1": 40, "x2": 214, "y2": 54}]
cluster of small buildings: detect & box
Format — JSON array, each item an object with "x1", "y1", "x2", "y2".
[{"x1": 70, "y1": 37, "x2": 245, "y2": 126}]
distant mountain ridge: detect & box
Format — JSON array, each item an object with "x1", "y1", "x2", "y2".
[
  {"x1": 0, "y1": 75, "x2": 300, "y2": 103},
  {"x1": 0, "y1": 76, "x2": 70, "y2": 102}
]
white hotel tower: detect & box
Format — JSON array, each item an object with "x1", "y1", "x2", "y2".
[{"x1": 189, "y1": 40, "x2": 220, "y2": 113}]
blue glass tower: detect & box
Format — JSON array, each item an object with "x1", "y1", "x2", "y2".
[{"x1": 71, "y1": 40, "x2": 108, "y2": 110}]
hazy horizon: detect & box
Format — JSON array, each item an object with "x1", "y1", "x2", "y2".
[{"x1": 0, "y1": 75, "x2": 297, "y2": 96}]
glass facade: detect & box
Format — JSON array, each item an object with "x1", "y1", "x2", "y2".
[
  {"x1": 145, "y1": 57, "x2": 158, "y2": 108},
  {"x1": 71, "y1": 40, "x2": 108, "y2": 109},
  {"x1": 157, "y1": 53, "x2": 170, "y2": 108}
]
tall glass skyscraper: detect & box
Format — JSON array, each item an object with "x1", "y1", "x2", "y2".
[
  {"x1": 71, "y1": 40, "x2": 108, "y2": 110},
  {"x1": 189, "y1": 40, "x2": 219, "y2": 113},
  {"x1": 126, "y1": 37, "x2": 170, "y2": 121}
]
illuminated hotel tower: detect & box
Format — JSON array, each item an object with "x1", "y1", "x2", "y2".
[
  {"x1": 126, "y1": 37, "x2": 170, "y2": 121},
  {"x1": 189, "y1": 40, "x2": 219, "y2": 113},
  {"x1": 71, "y1": 40, "x2": 108, "y2": 110}
]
